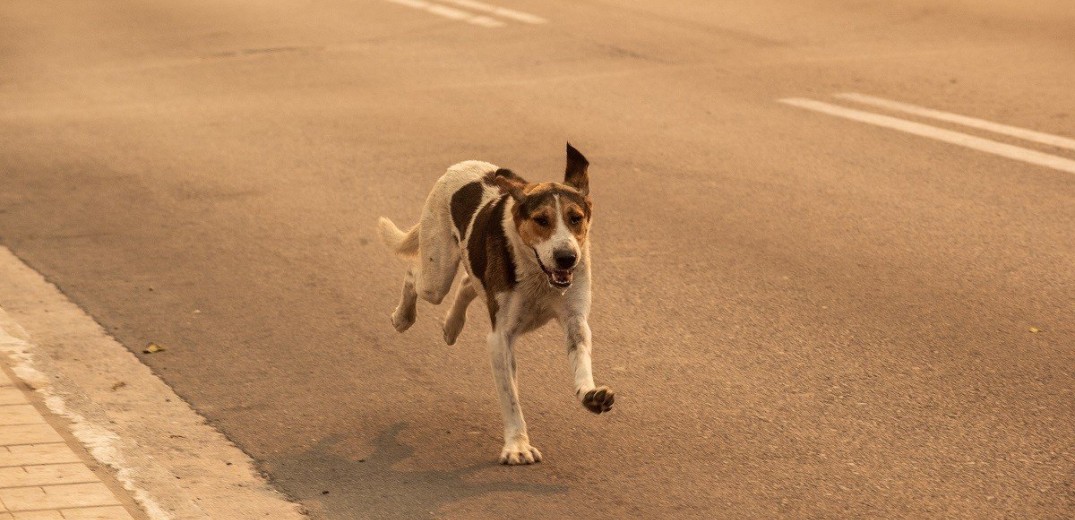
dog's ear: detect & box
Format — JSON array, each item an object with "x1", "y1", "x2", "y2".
[
  {"x1": 564, "y1": 142, "x2": 590, "y2": 195},
  {"x1": 490, "y1": 168, "x2": 528, "y2": 203}
]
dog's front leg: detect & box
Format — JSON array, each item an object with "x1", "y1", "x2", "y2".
[
  {"x1": 487, "y1": 329, "x2": 542, "y2": 465},
  {"x1": 564, "y1": 315, "x2": 614, "y2": 414}
]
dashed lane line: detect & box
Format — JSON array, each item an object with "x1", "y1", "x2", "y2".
[
  {"x1": 835, "y1": 92, "x2": 1075, "y2": 152},
  {"x1": 440, "y1": 0, "x2": 547, "y2": 24},
  {"x1": 385, "y1": 0, "x2": 504, "y2": 28},
  {"x1": 780, "y1": 97, "x2": 1075, "y2": 175},
  {"x1": 385, "y1": 0, "x2": 546, "y2": 28}
]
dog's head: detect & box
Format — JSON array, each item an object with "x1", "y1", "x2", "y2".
[{"x1": 491, "y1": 143, "x2": 593, "y2": 289}]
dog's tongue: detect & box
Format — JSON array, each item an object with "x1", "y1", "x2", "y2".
[{"x1": 551, "y1": 269, "x2": 573, "y2": 286}]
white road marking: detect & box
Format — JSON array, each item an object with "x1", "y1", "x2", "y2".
[
  {"x1": 384, "y1": 0, "x2": 510, "y2": 28},
  {"x1": 780, "y1": 98, "x2": 1075, "y2": 175},
  {"x1": 469, "y1": 15, "x2": 506, "y2": 28},
  {"x1": 440, "y1": 0, "x2": 548, "y2": 24},
  {"x1": 387, "y1": 0, "x2": 423, "y2": 6},
  {"x1": 427, "y1": 4, "x2": 471, "y2": 20},
  {"x1": 835, "y1": 92, "x2": 1075, "y2": 152}
]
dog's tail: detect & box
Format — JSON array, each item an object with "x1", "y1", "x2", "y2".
[{"x1": 377, "y1": 217, "x2": 420, "y2": 257}]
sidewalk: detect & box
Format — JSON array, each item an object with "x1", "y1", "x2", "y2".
[{"x1": 0, "y1": 360, "x2": 143, "y2": 520}]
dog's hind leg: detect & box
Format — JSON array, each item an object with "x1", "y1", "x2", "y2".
[
  {"x1": 415, "y1": 250, "x2": 458, "y2": 305},
  {"x1": 391, "y1": 266, "x2": 419, "y2": 332},
  {"x1": 442, "y1": 274, "x2": 476, "y2": 345},
  {"x1": 415, "y1": 191, "x2": 462, "y2": 305}
]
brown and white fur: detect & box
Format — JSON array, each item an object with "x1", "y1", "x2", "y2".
[{"x1": 377, "y1": 143, "x2": 614, "y2": 465}]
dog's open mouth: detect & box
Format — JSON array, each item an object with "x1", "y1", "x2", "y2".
[
  {"x1": 549, "y1": 269, "x2": 573, "y2": 288},
  {"x1": 533, "y1": 249, "x2": 574, "y2": 289}
]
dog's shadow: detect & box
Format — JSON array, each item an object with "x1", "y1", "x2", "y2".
[{"x1": 274, "y1": 423, "x2": 566, "y2": 518}]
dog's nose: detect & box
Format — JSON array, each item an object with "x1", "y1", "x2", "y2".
[{"x1": 553, "y1": 250, "x2": 577, "y2": 269}]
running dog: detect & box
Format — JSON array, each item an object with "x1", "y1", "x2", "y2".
[{"x1": 377, "y1": 143, "x2": 614, "y2": 465}]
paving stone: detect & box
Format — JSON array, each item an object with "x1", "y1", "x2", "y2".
[
  {"x1": 60, "y1": 506, "x2": 135, "y2": 520},
  {"x1": 10, "y1": 512, "x2": 64, "y2": 520},
  {"x1": 0, "y1": 464, "x2": 99, "y2": 489},
  {"x1": 0, "y1": 483, "x2": 119, "y2": 512},
  {"x1": 0, "y1": 389, "x2": 26, "y2": 406},
  {"x1": 0, "y1": 425, "x2": 63, "y2": 447},
  {"x1": 0, "y1": 444, "x2": 80, "y2": 468},
  {"x1": 0, "y1": 406, "x2": 45, "y2": 427}
]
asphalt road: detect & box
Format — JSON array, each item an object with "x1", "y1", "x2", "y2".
[{"x1": 2, "y1": 0, "x2": 1073, "y2": 518}]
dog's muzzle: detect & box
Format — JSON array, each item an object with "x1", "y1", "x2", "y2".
[{"x1": 533, "y1": 248, "x2": 573, "y2": 289}]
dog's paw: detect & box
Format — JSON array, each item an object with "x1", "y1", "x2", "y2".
[
  {"x1": 442, "y1": 316, "x2": 464, "y2": 345},
  {"x1": 581, "y1": 386, "x2": 615, "y2": 414},
  {"x1": 391, "y1": 306, "x2": 416, "y2": 332},
  {"x1": 498, "y1": 439, "x2": 543, "y2": 465}
]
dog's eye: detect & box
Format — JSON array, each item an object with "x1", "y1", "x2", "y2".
[
  {"x1": 533, "y1": 216, "x2": 550, "y2": 227},
  {"x1": 569, "y1": 215, "x2": 583, "y2": 225}
]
